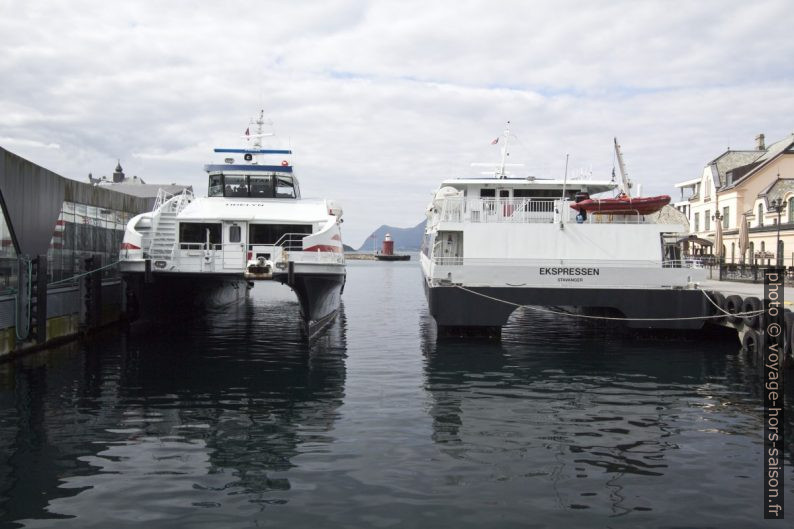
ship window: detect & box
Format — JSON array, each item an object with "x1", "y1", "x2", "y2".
[
  {"x1": 249, "y1": 224, "x2": 312, "y2": 244},
  {"x1": 224, "y1": 175, "x2": 248, "y2": 197},
  {"x1": 229, "y1": 225, "x2": 241, "y2": 243},
  {"x1": 249, "y1": 175, "x2": 274, "y2": 198},
  {"x1": 480, "y1": 189, "x2": 496, "y2": 198},
  {"x1": 179, "y1": 222, "x2": 221, "y2": 244},
  {"x1": 208, "y1": 174, "x2": 223, "y2": 197},
  {"x1": 275, "y1": 176, "x2": 297, "y2": 199}
]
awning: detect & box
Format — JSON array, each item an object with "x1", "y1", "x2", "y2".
[{"x1": 676, "y1": 235, "x2": 713, "y2": 246}]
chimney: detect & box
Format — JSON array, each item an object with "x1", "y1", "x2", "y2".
[{"x1": 755, "y1": 133, "x2": 766, "y2": 151}]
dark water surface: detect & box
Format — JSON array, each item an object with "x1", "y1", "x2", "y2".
[{"x1": 1, "y1": 260, "x2": 792, "y2": 528}]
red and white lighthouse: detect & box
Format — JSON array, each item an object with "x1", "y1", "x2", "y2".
[{"x1": 381, "y1": 233, "x2": 394, "y2": 256}]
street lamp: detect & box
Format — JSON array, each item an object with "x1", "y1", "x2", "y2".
[
  {"x1": 712, "y1": 210, "x2": 723, "y2": 265},
  {"x1": 769, "y1": 197, "x2": 787, "y2": 267}
]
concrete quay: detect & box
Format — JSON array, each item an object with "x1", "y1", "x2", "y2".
[{"x1": 698, "y1": 279, "x2": 793, "y2": 305}]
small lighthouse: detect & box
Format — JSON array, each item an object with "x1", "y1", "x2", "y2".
[
  {"x1": 375, "y1": 233, "x2": 410, "y2": 261},
  {"x1": 382, "y1": 233, "x2": 394, "y2": 256}
]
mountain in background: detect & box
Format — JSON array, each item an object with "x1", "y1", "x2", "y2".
[{"x1": 355, "y1": 220, "x2": 426, "y2": 251}]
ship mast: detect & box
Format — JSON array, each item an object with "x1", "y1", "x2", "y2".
[
  {"x1": 471, "y1": 121, "x2": 522, "y2": 178},
  {"x1": 246, "y1": 110, "x2": 274, "y2": 151},
  {"x1": 497, "y1": 121, "x2": 512, "y2": 179},
  {"x1": 614, "y1": 137, "x2": 633, "y2": 197}
]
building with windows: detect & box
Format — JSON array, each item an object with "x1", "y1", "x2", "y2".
[
  {"x1": 88, "y1": 161, "x2": 191, "y2": 209},
  {"x1": 0, "y1": 147, "x2": 154, "y2": 356},
  {"x1": 674, "y1": 132, "x2": 794, "y2": 265}
]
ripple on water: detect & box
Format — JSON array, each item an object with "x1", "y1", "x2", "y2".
[{"x1": 0, "y1": 264, "x2": 791, "y2": 528}]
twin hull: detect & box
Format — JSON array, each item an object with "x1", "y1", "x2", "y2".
[{"x1": 120, "y1": 194, "x2": 346, "y2": 335}]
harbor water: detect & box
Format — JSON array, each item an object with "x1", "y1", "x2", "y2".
[{"x1": 0, "y1": 259, "x2": 792, "y2": 528}]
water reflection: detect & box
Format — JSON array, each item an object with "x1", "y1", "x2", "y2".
[
  {"x1": 421, "y1": 307, "x2": 793, "y2": 523},
  {"x1": 0, "y1": 283, "x2": 347, "y2": 527}
]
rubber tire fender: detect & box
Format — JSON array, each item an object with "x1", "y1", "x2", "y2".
[
  {"x1": 784, "y1": 310, "x2": 794, "y2": 362},
  {"x1": 742, "y1": 328, "x2": 764, "y2": 356},
  {"x1": 709, "y1": 291, "x2": 726, "y2": 324},
  {"x1": 741, "y1": 296, "x2": 762, "y2": 329},
  {"x1": 724, "y1": 295, "x2": 743, "y2": 324}
]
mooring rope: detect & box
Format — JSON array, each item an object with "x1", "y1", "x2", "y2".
[
  {"x1": 452, "y1": 285, "x2": 764, "y2": 322},
  {"x1": 47, "y1": 260, "x2": 121, "y2": 287}
]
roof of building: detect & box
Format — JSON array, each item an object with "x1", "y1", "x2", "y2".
[
  {"x1": 711, "y1": 150, "x2": 763, "y2": 188},
  {"x1": 759, "y1": 178, "x2": 794, "y2": 207},
  {"x1": 96, "y1": 183, "x2": 192, "y2": 199},
  {"x1": 721, "y1": 133, "x2": 794, "y2": 191}
]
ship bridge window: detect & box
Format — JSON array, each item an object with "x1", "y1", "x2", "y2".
[
  {"x1": 249, "y1": 224, "x2": 312, "y2": 244},
  {"x1": 249, "y1": 175, "x2": 274, "y2": 198},
  {"x1": 208, "y1": 174, "x2": 223, "y2": 197},
  {"x1": 224, "y1": 175, "x2": 248, "y2": 197},
  {"x1": 275, "y1": 176, "x2": 297, "y2": 199},
  {"x1": 180, "y1": 223, "x2": 222, "y2": 244}
]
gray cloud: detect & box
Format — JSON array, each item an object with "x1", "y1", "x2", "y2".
[{"x1": 1, "y1": 0, "x2": 793, "y2": 246}]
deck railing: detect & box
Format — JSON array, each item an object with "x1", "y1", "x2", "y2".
[
  {"x1": 274, "y1": 232, "x2": 310, "y2": 252},
  {"x1": 434, "y1": 197, "x2": 651, "y2": 224}
]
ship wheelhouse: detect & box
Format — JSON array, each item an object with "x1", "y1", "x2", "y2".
[{"x1": 206, "y1": 166, "x2": 301, "y2": 200}]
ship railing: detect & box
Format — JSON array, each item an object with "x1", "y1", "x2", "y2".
[
  {"x1": 435, "y1": 198, "x2": 559, "y2": 224},
  {"x1": 474, "y1": 198, "x2": 557, "y2": 223},
  {"x1": 274, "y1": 232, "x2": 310, "y2": 252},
  {"x1": 179, "y1": 243, "x2": 222, "y2": 251},
  {"x1": 273, "y1": 232, "x2": 344, "y2": 265},
  {"x1": 431, "y1": 257, "x2": 704, "y2": 269},
  {"x1": 434, "y1": 198, "x2": 654, "y2": 224}
]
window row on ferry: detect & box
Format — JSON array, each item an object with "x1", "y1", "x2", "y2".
[{"x1": 207, "y1": 174, "x2": 300, "y2": 199}]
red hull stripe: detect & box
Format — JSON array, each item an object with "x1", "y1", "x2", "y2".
[
  {"x1": 304, "y1": 244, "x2": 342, "y2": 253},
  {"x1": 120, "y1": 242, "x2": 141, "y2": 250}
]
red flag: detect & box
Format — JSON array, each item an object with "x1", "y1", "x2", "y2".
[{"x1": 491, "y1": 137, "x2": 499, "y2": 145}]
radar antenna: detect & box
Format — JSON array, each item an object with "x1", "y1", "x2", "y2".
[{"x1": 471, "y1": 121, "x2": 524, "y2": 178}]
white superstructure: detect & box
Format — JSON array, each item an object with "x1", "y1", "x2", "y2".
[
  {"x1": 421, "y1": 127, "x2": 708, "y2": 335},
  {"x1": 119, "y1": 112, "x2": 346, "y2": 334}
]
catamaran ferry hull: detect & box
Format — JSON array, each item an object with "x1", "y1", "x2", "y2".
[
  {"x1": 123, "y1": 272, "x2": 251, "y2": 321},
  {"x1": 123, "y1": 267, "x2": 345, "y2": 335},
  {"x1": 276, "y1": 271, "x2": 346, "y2": 337},
  {"x1": 423, "y1": 279, "x2": 713, "y2": 337}
]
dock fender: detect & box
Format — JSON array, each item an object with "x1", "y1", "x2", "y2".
[
  {"x1": 741, "y1": 296, "x2": 762, "y2": 329},
  {"x1": 741, "y1": 328, "x2": 764, "y2": 356},
  {"x1": 784, "y1": 310, "x2": 794, "y2": 361},
  {"x1": 709, "y1": 291, "x2": 726, "y2": 323},
  {"x1": 724, "y1": 295, "x2": 743, "y2": 324}
]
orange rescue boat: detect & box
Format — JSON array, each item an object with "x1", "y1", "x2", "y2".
[{"x1": 570, "y1": 194, "x2": 671, "y2": 216}]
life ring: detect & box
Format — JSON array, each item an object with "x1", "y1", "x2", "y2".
[
  {"x1": 281, "y1": 160, "x2": 289, "y2": 166},
  {"x1": 724, "y1": 295, "x2": 743, "y2": 324},
  {"x1": 741, "y1": 296, "x2": 762, "y2": 329}
]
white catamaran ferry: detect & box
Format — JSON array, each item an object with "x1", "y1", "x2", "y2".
[
  {"x1": 421, "y1": 124, "x2": 708, "y2": 337},
  {"x1": 119, "y1": 112, "x2": 346, "y2": 335}
]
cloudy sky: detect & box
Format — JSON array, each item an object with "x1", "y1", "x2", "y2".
[{"x1": 2, "y1": 0, "x2": 793, "y2": 246}]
